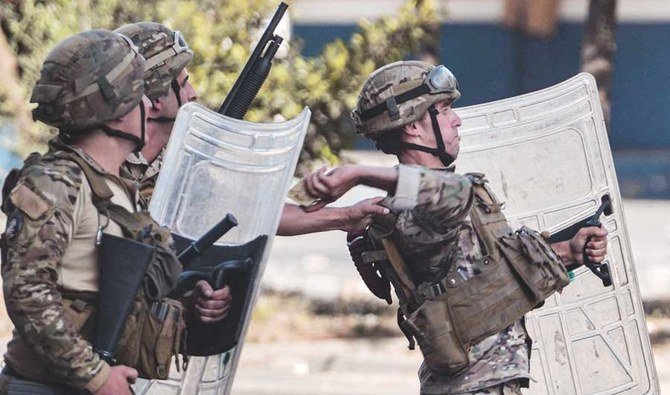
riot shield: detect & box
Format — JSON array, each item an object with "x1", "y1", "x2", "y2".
[
  {"x1": 135, "y1": 102, "x2": 310, "y2": 394},
  {"x1": 454, "y1": 73, "x2": 659, "y2": 394}
]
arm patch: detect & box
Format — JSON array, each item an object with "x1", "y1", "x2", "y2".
[{"x1": 10, "y1": 184, "x2": 53, "y2": 220}]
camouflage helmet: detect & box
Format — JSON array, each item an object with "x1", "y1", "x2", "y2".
[
  {"x1": 30, "y1": 29, "x2": 146, "y2": 132},
  {"x1": 115, "y1": 22, "x2": 193, "y2": 100},
  {"x1": 351, "y1": 61, "x2": 461, "y2": 139}
]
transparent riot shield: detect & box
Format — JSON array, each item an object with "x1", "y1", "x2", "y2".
[
  {"x1": 454, "y1": 73, "x2": 659, "y2": 394},
  {"x1": 135, "y1": 102, "x2": 310, "y2": 394}
]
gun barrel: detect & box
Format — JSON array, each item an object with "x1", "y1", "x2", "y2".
[
  {"x1": 218, "y1": 2, "x2": 289, "y2": 117},
  {"x1": 179, "y1": 214, "x2": 239, "y2": 265}
]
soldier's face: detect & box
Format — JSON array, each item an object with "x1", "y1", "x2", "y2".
[
  {"x1": 118, "y1": 95, "x2": 149, "y2": 130},
  {"x1": 434, "y1": 101, "x2": 462, "y2": 158},
  {"x1": 175, "y1": 69, "x2": 198, "y2": 106},
  {"x1": 154, "y1": 69, "x2": 198, "y2": 119},
  {"x1": 110, "y1": 95, "x2": 151, "y2": 147},
  {"x1": 416, "y1": 101, "x2": 461, "y2": 158}
]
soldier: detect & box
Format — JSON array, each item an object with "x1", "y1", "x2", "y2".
[
  {"x1": 301, "y1": 61, "x2": 609, "y2": 394},
  {"x1": 116, "y1": 22, "x2": 388, "y2": 237},
  {"x1": 0, "y1": 30, "x2": 221, "y2": 394},
  {"x1": 115, "y1": 22, "x2": 195, "y2": 203}
]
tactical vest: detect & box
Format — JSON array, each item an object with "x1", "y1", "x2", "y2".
[
  {"x1": 1, "y1": 149, "x2": 185, "y2": 380},
  {"x1": 367, "y1": 173, "x2": 570, "y2": 375}
]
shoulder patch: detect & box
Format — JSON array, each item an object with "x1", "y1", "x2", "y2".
[
  {"x1": 9, "y1": 184, "x2": 52, "y2": 220},
  {"x1": 4, "y1": 211, "x2": 23, "y2": 239}
]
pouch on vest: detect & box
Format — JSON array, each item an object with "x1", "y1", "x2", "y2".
[
  {"x1": 62, "y1": 292, "x2": 187, "y2": 380},
  {"x1": 115, "y1": 296, "x2": 186, "y2": 380},
  {"x1": 96, "y1": 230, "x2": 186, "y2": 380},
  {"x1": 372, "y1": 173, "x2": 570, "y2": 374},
  {"x1": 370, "y1": 232, "x2": 470, "y2": 375},
  {"x1": 399, "y1": 292, "x2": 468, "y2": 375},
  {"x1": 497, "y1": 226, "x2": 570, "y2": 304}
]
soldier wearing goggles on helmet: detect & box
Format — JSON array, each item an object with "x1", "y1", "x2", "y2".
[
  {"x1": 300, "y1": 61, "x2": 609, "y2": 395},
  {"x1": 117, "y1": 23, "x2": 390, "y2": 241},
  {"x1": 115, "y1": 22, "x2": 197, "y2": 205}
]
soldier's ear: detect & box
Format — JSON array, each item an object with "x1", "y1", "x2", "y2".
[
  {"x1": 403, "y1": 122, "x2": 421, "y2": 137},
  {"x1": 150, "y1": 98, "x2": 161, "y2": 111}
]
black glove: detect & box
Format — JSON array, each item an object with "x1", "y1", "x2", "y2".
[{"x1": 347, "y1": 232, "x2": 392, "y2": 304}]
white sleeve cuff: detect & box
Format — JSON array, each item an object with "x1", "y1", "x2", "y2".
[{"x1": 387, "y1": 165, "x2": 422, "y2": 210}]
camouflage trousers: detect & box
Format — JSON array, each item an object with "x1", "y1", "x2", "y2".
[{"x1": 420, "y1": 380, "x2": 523, "y2": 395}]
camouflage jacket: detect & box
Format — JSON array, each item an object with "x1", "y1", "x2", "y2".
[
  {"x1": 379, "y1": 165, "x2": 531, "y2": 394},
  {"x1": 120, "y1": 150, "x2": 162, "y2": 207},
  {"x1": 0, "y1": 143, "x2": 179, "y2": 392}
]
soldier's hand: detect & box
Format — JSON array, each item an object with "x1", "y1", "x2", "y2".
[
  {"x1": 569, "y1": 226, "x2": 609, "y2": 265},
  {"x1": 303, "y1": 165, "x2": 362, "y2": 212},
  {"x1": 192, "y1": 280, "x2": 232, "y2": 324},
  {"x1": 342, "y1": 197, "x2": 390, "y2": 233},
  {"x1": 96, "y1": 365, "x2": 137, "y2": 395}
]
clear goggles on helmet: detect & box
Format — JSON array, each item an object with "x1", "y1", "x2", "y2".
[
  {"x1": 424, "y1": 65, "x2": 459, "y2": 95},
  {"x1": 359, "y1": 65, "x2": 459, "y2": 122},
  {"x1": 145, "y1": 30, "x2": 194, "y2": 70}
]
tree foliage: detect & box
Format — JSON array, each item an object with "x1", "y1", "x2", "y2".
[{"x1": 0, "y1": 0, "x2": 440, "y2": 168}]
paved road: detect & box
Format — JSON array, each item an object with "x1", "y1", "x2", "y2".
[
  {"x1": 234, "y1": 337, "x2": 670, "y2": 394},
  {"x1": 234, "y1": 338, "x2": 422, "y2": 395}
]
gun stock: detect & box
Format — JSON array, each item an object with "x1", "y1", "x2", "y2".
[{"x1": 94, "y1": 233, "x2": 155, "y2": 364}]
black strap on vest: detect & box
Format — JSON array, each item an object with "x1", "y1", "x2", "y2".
[{"x1": 54, "y1": 151, "x2": 145, "y2": 237}]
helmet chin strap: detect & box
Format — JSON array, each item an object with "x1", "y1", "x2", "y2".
[
  {"x1": 100, "y1": 100, "x2": 146, "y2": 153},
  {"x1": 147, "y1": 79, "x2": 182, "y2": 124},
  {"x1": 396, "y1": 105, "x2": 455, "y2": 167}
]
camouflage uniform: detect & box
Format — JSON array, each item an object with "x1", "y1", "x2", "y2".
[
  {"x1": 0, "y1": 29, "x2": 155, "y2": 393},
  {"x1": 348, "y1": 62, "x2": 535, "y2": 394},
  {"x1": 1, "y1": 144, "x2": 137, "y2": 392},
  {"x1": 379, "y1": 165, "x2": 531, "y2": 394},
  {"x1": 121, "y1": 150, "x2": 163, "y2": 205}
]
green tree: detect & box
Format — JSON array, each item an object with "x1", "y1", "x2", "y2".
[{"x1": 0, "y1": 0, "x2": 441, "y2": 167}]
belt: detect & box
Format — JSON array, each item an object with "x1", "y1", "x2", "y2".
[{"x1": 1, "y1": 365, "x2": 30, "y2": 381}]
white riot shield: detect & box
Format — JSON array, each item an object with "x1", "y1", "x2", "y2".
[
  {"x1": 135, "y1": 102, "x2": 310, "y2": 394},
  {"x1": 454, "y1": 73, "x2": 659, "y2": 394}
]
